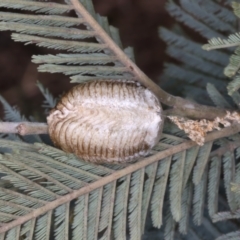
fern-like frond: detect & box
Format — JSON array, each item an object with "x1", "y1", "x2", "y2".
[
  {"x1": 0, "y1": 22, "x2": 95, "y2": 39},
  {"x1": 203, "y1": 36, "x2": 240, "y2": 95},
  {"x1": 231, "y1": 91, "x2": 240, "y2": 108},
  {"x1": 202, "y1": 2, "x2": 240, "y2": 96},
  {"x1": 113, "y1": 176, "x2": 130, "y2": 240},
  {"x1": 206, "y1": 83, "x2": 232, "y2": 108},
  {"x1": 164, "y1": 209, "x2": 176, "y2": 240},
  {"x1": 0, "y1": 0, "x2": 73, "y2": 15},
  {"x1": 212, "y1": 209, "x2": 240, "y2": 222},
  {"x1": 204, "y1": 1, "x2": 236, "y2": 24},
  {"x1": 166, "y1": 0, "x2": 223, "y2": 39},
  {"x1": 99, "y1": 182, "x2": 116, "y2": 239},
  {"x1": 36, "y1": 81, "x2": 57, "y2": 114},
  {"x1": 160, "y1": 28, "x2": 229, "y2": 66},
  {"x1": 216, "y1": 230, "x2": 240, "y2": 240},
  {"x1": 160, "y1": 0, "x2": 235, "y2": 103},
  {"x1": 192, "y1": 165, "x2": 208, "y2": 226},
  {"x1": 12, "y1": 33, "x2": 106, "y2": 52},
  {"x1": 169, "y1": 152, "x2": 185, "y2": 222},
  {"x1": 193, "y1": 142, "x2": 213, "y2": 185},
  {"x1": 0, "y1": 96, "x2": 26, "y2": 123},
  {"x1": 233, "y1": 162, "x2": 240, "y2": 208},
  {"x1": 222, "y1": 152, "x2": 238, "y2": 212},
  {"x1": 178, "y1": 181, "x2": 193, "y2": 234},
  {"x1": 227, "y1": 74, "x2": 240, "y2": 96},
  {"x1": 208, "y1": 156, "x2": 221, "y2": 218},
  {"x1": 232, "y1": 2, "x2": 240, "y2": 20},
  {"x1": 141, "y1": 162, "x2": 158, "y2": 232},
  {"x1": 37, "y1": 65, "x2": 128, "y2": 77},
  {"x1": 203, "y1": 33, "x2": 240, "y2": 50},
  {"x1": 1, "y1": 1, "x2": 240, "y2": 239},
  {"x1": 0, "y1": 96, "x2": 41, "y2": 143},
  {"x1": 166, "y1": 46, "x2": 225, "y2": 79},
  {"x1": 33, "y1": 53, "x2": 117, "y2": 65},
  {"x1": 72, "y1": 195, "x2": 87, "y2": 240},
  {"x1": 0, "y1": 0, "x2": 139, "y2": 86},
  {"x1": 224, "y1": 47, "x2": 240, "y2": 78},
  {"x1": 128, "y1": 169, "x2": 144, "y2": 239},
  {"x1": 0, "y1": 11, "x2": 82, "y2": 27},
  {"x1": 0, "y1": 124, "x2": 238, "y2": 239},
  {"x1": 178, "y1": 0, "x2": 234, "y2": 33},
  {"x1": 182, "y1": 146, "x2": 199, "y2": 188},
  {"x1": 162, "y1": 64, "x2": 226, "y2": 94},
  {"x1": 151, "y1": 157, "x2": 171, "y2": 228}
]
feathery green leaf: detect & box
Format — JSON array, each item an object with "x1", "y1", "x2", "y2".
[{"x1": 0, "y1": 0, "x2": 73, "y2": 15}]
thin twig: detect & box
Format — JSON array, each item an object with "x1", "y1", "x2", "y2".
[
  {"x1": 1, "y1": 123, "x2": 240, "y2": 233},
  {"x1": 69, "y1": 0, "x2": 172, "y2": 104},
  {"x1": 69, "y1": 0, "x2": 230, "y2": 120},
  {"x1": 0, "y1": 122, "x2": 48, "y2": 135},
  {"x1": 163, "y1": 107, "x2": 229, "y2": 120}
]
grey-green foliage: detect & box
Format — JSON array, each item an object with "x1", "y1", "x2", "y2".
[
  {"x1": 0, "y1": 126, "x2": 240, "y2": 240},
  {"x1": 154, "y1": 0, "x2": 240, "y2": 238},
  {"x1": 36, "y1": 81, "x2": 57, "y2": 114},
  {"x1": 0, "y1": 0, "x2": 135, "y2": 84},
  {"x1": 0, "y1": 92, "x2": 239, "y2": 240},
  {"x1": 216, "y1": 231, "x2": 240, "y2": 240},
  {"x1": 160, "y1": 0, "x2": 237, "y2": 105},
  {"x1": 203, "y1": 2, "x2": 240, "y2": 96},
  {"x1": 0, "y1": 0, "x2": 239, "y2": 240},
  {"x1": 0, "y1": 95, "x2": 41, "y2": 143}
]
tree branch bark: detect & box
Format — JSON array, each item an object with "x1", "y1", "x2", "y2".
[
  {"x1": 164, "y1": 104, "x2": 229, "y2": 120},
  {"x1": 69, "y1": 0, "x2": 231, "y2": 120},
  {"x1": 0, "y1": 123, "x2": 240, "y2": 233},
  {"x1": 0, "y1": 122, "x2": 48, "y2": 135}
]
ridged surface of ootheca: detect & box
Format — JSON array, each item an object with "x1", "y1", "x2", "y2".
[{"x1": 47, "y1": 80, "x2": 163, "y2": 163}]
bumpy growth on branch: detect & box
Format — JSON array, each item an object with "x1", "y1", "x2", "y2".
[
  {"x1": 47, "y1": 80, "x2": 163, "y2": 163},
  {"x1": 168, "y1": 111, "x2": 240, "y2": 145}
]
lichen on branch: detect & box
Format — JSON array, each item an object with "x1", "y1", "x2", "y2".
[{"x1": 168, "y1": 111, "x2": 240, "y2": 145}]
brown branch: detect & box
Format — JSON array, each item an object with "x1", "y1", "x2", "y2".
[
  {"x1": 164, "y1": 106, "x2": 228, "y2": 120},
  {"x1": 1, "y1": 123, "x2": 240, "y2": 233},
  {"x1": 69, "y1": 0, "x2": 230, "y2": 120},
  {"x1": 0, "y1": 122, "x2": 48, "y2": 135},
  {"x1": 69, "y1": 0, "x2": 172, "y2": 104}
]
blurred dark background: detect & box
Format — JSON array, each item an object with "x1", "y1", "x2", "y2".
[{"x1": 0, "y1": 0, "x2": 173, "y2": 120}]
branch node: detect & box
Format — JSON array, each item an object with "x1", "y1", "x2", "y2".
[{"x1": 16, "y1": 123, "x2": 25, "y2": 136}]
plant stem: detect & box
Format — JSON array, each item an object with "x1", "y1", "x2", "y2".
[
  {"x1": 0, "y1": 122, "x2": 48, "y2": 135},
  {"x1": 164, "y1": 104, "x2": 228, "y2": 120},
  {"x1": 0, "y1": 123, "x2": 240, "y2": 233},
  {"x1": 69, "y1": 0, "x2": 230, "y2": 120}
]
